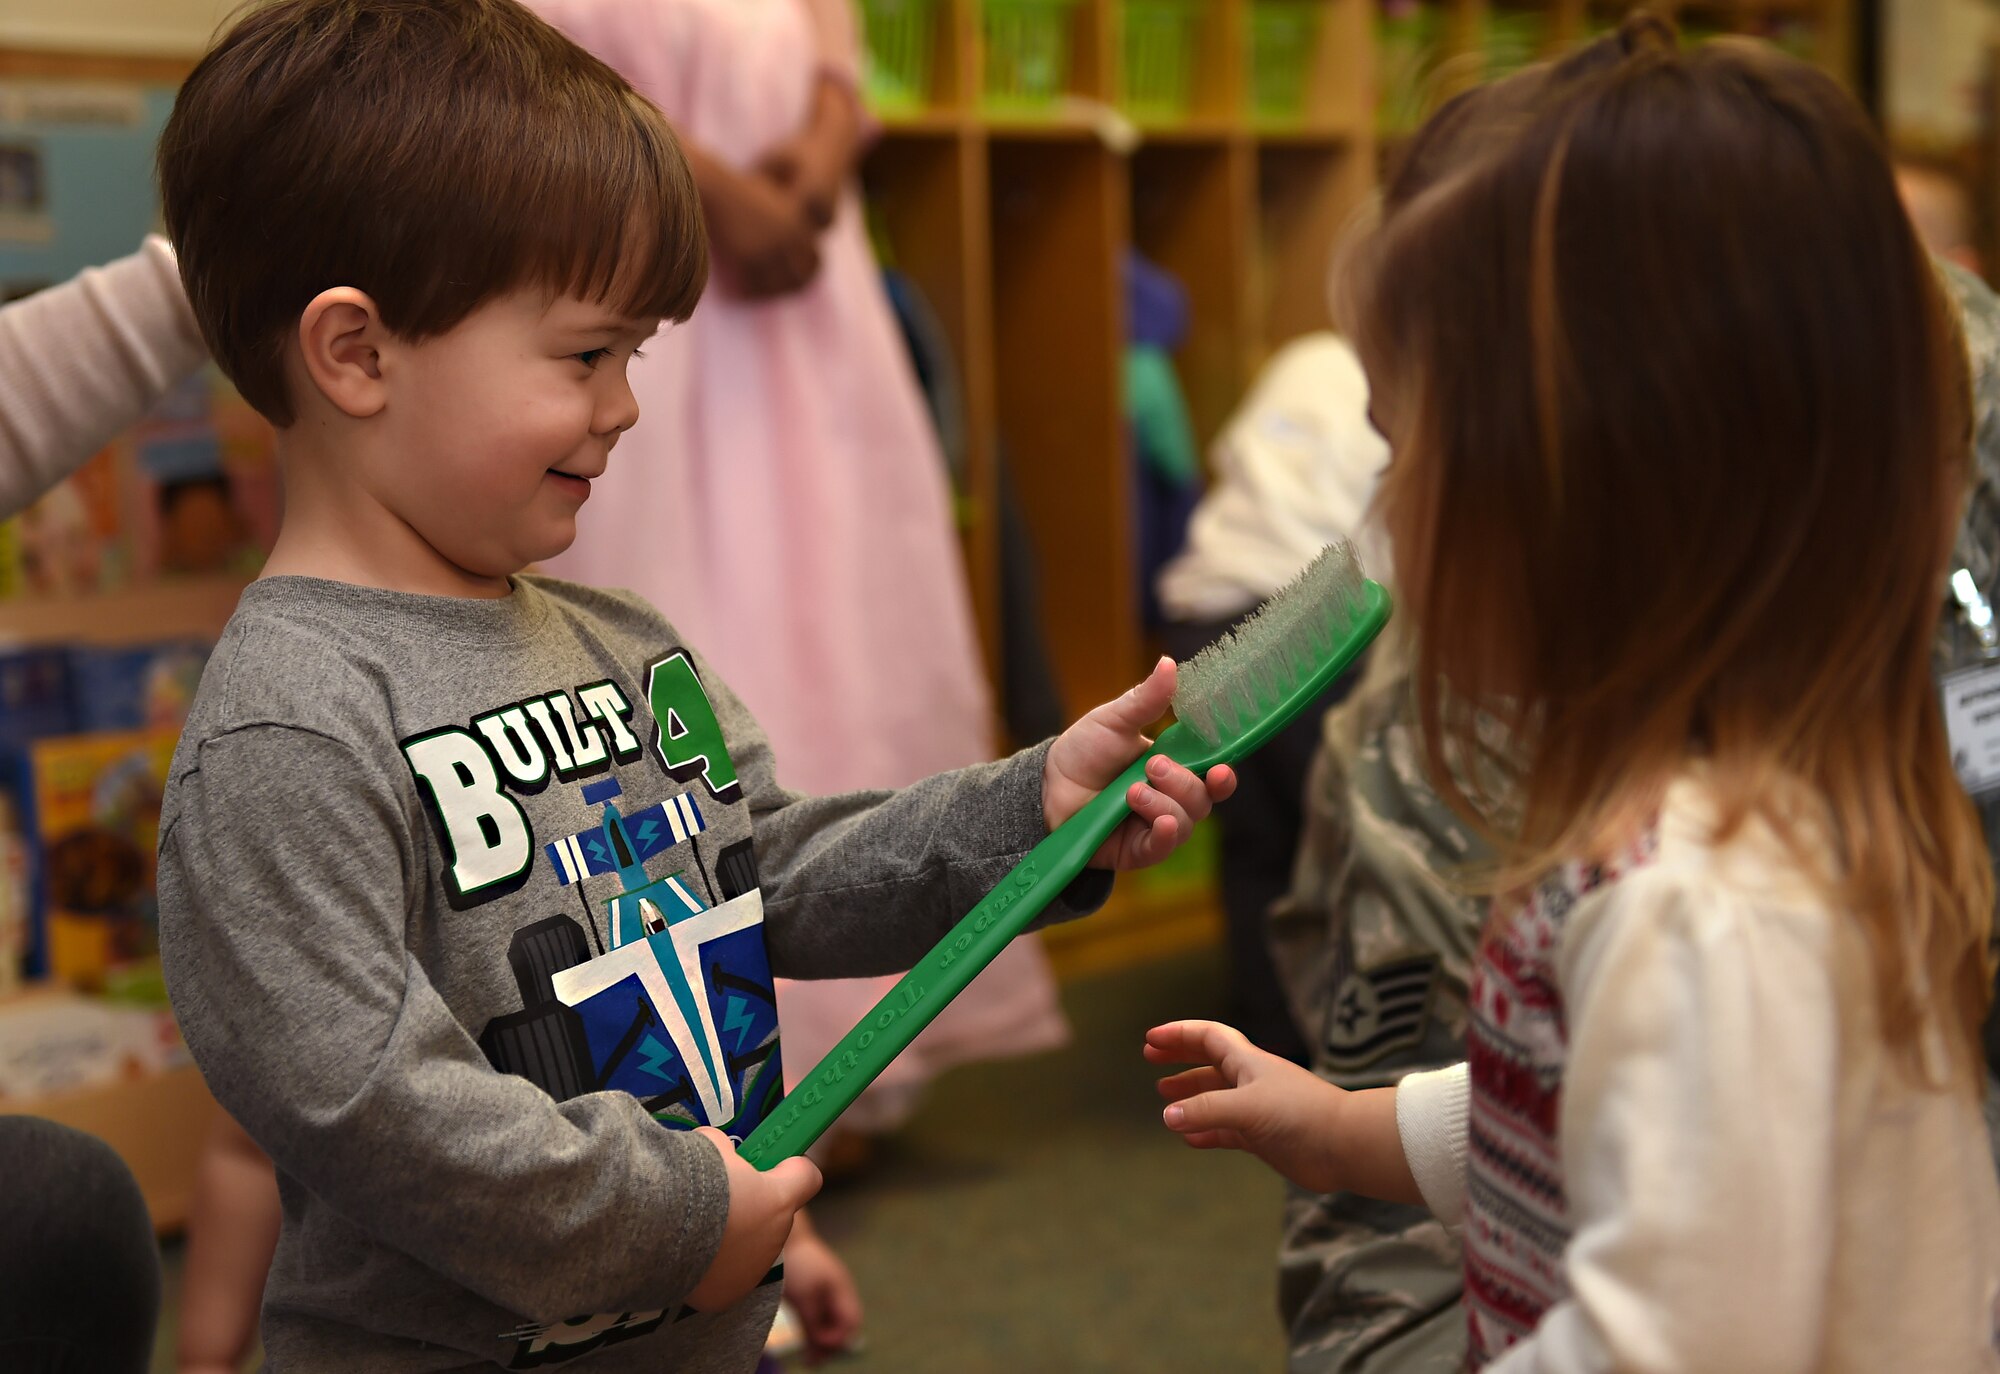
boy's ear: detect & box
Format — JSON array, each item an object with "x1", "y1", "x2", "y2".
[{"x1": 297, "y1": 288, "x2": 390, "y2": 419}]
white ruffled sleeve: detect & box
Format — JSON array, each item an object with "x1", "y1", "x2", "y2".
[{"x1": 1396, "y1": 1060, "x2": 1471, "y2": 1229}]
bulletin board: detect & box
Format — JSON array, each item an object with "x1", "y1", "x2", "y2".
[
  {"x1": 0, "y1": 49, "x2": 276, "y2": 615},
  {"x1": 0, "y1": 50, "x2": 190, "y2": 300}
]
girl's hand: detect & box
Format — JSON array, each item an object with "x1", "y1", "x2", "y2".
[
  {"x1": 757, "y1": 75, "x2": 863, "y2": 230},
  {"x1": 782, "y1": 1210, "x2": 863, "y2": 1364},
  {"x1": 694, "y1": 153, "x2": 822, "y2": 300},
  {"x1": 1042, "y1": 657, "x2": 1237, "y2": 870},
  {"x1": 756, "y1": 135, "x2": 845, "y2": 234},
  {"x1": 1146, "y1": 1020, "x2": 1420, "y2": 1206},
  {"x1": 685, "y1": 1129, "x2": 823, "y2": 1312},
  {"x1": 1146, "y1": 1020, "x2": 1351, "y2": 1192}
]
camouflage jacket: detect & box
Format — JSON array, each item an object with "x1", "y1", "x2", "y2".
[
  {"x1": 1268, "y1": 634, "x2": 1482, "y2": 1374},
  {"x1": 1271, "y1": 263, "x2": 2000, "y2": 1374},
  {"x1": 1940, "y1": 266, "x2": 2000, "y2": 950}
]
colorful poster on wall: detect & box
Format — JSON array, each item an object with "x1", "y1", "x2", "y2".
[
  {"x1": 0, "y1": 80, "x2": 168, "y2": 297},
  {"x1": 0, "y1": 76, "x2": 279, "y2": 599},
  {"x1": 0, "y1": 367, "x2": 279, "y2": 601},
  {"x1": 10, "y1": 727, "x2": 179, "y2": 994}
]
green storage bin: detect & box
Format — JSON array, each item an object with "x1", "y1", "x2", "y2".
[
  {"x1": 860, "y1": 0, "x2": 940, "y2": 112},
  {"x1": 1680, "y1": 21, "x2": 1730, "y2": 50},
  {"x1": 1122, "y1": 0, "x2": 1203, "y2": 120},
  {"x1": 1130, "y1": 812, "x2": 1220, "y2": 899},
  {"x1": 1767, "y1": 22, "x2": 1815, "y2": 60},
  {"x1": 1481, "y1": 8, "x2": 1544, "y2": 82},
  {"x1": 983, "y1": 0, "x2": 1081, "y2": 111},
  {"x1": 1376, "y1": 1, "x2": 1442, "y2": 136},
  {"x1": 1249, "y1": 0, "x2": 1324, "y2": 127}
]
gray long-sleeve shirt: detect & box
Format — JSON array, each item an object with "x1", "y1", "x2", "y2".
[{"x1": 158, "y1": 574, "x2": 1104, "y2": 1371}]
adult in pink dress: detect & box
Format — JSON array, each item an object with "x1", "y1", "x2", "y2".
[{"x1": 529, "y1": 0, "x2": 1070, "y2": 1143}]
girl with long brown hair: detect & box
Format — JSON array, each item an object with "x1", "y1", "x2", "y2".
[{"x1": 1148, "y1": 19, "x2": 2000, "y2": 1370}]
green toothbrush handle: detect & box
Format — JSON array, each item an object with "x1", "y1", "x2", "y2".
[{"x1": 738, "y1": 751, "x2": 1159, "y2": 1170}]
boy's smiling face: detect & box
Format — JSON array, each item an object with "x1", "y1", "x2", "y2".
[
  {"x1": 189, "y1": 256, "x2": 694, "y2": 609},
  {"x1": 161, "y1": 0, "x2": 708, "y2": 601},
  {"x1": 373, "y1": 289, "x2": 661, "y2": 584},
  {"x1": 272, "y1": 276, "x2": 679, "y2": 599}
]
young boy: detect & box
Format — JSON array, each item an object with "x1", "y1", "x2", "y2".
[{"x1": 153, "y1": 1, "x2": 1233, "y2": 1369}]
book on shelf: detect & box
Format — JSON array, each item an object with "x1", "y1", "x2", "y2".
[{"x1": 0, "y1": 365, "x2": 277, "y2": 603}]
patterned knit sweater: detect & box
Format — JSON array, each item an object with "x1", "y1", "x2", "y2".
[
  {"x1": 1394, "y1": 778, "x2": 2000, "y2": 1373},
  {"x1": 1462, "y1": 840, "x2": 1657, "y2": 1366}
]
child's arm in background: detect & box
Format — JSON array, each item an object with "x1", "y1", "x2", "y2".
[
  {"x1": 158, "y1": 726, "x2": 820, "y2": 1325},
  {"x1": 176, "y1": 1113, "x2": 279, "y2": 1374},
  {"x1": 663, "y1": 0, "x2": 865, "y2": 298},
  {"x1": 782, "y1": 1208, "x2": 864, "y2": 1365},
  {"x1": 1144, "y1": 1019, "x2": 1428, "y2": 1206},
  {"x1": 522, "y1": 0, "x2": 821, "y2": 295},
  {"x1": 799, "y1": 0, "x2": 861, "y2": 79},
  {"x1": 1480, "y1": 868, "x2": 1838, "y2": 1374}
]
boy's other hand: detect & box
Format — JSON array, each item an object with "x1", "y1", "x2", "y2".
[
  {"x1": 685, "y1": 1129, "x2": 822, "y2": 1313},
  {"x1": 1043, "y1": 656, "x2": 1235, "y2": 870}
]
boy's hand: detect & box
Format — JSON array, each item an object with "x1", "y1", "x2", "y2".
[
  {"x1": 1043, "y1": 656, "x2": 1236, "y2": 870},
  {"x1": 685, "y1": 1129, "x2": 822, "y2": 1313},
  {"x1": 1145, "y1": 1020, "x2": 1352, "y2": 1193},
  {"x1": 782, "y1": 1209, "x2": 864, "y2": 1364}
]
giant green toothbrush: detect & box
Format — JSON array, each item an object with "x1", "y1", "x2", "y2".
[{"x1": 740, "y1": 541, "x2": 1391, "y2": 1169}]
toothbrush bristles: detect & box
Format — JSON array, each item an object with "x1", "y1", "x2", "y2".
[{"x1": 1172, "y1": 541, "x2": 1370, "y2": 747}]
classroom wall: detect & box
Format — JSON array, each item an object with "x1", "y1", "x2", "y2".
[{"x1": 1, "y1": 0, "x2": 230, "y2": 58}]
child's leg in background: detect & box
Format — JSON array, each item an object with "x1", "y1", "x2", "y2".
[{"x1": 176, "y1": 1112, "x2": 278, "y2": 1374}]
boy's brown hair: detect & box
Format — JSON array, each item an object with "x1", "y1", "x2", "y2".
[{"x1": 159, "y1": 0, "x2": 707, "y2": 425}]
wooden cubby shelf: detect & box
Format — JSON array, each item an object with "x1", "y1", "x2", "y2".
[
  {"x1": 853, "y1": 0, "x2": 1851, "y2": 741},
  {"x1": 854, "y1": 0, "x2": 1849, "y2": 959},
  {"x1": 860, "y1": 0, "x2": 1377, "y2": 736}
]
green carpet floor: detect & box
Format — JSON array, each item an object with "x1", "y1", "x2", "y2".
[
  {"x1": 155, "y1": 945, "x2": 1289, "y2": 1372},
  {"x1": 806, "y1": 946, "x2": 1288, "y2": 1372}
]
